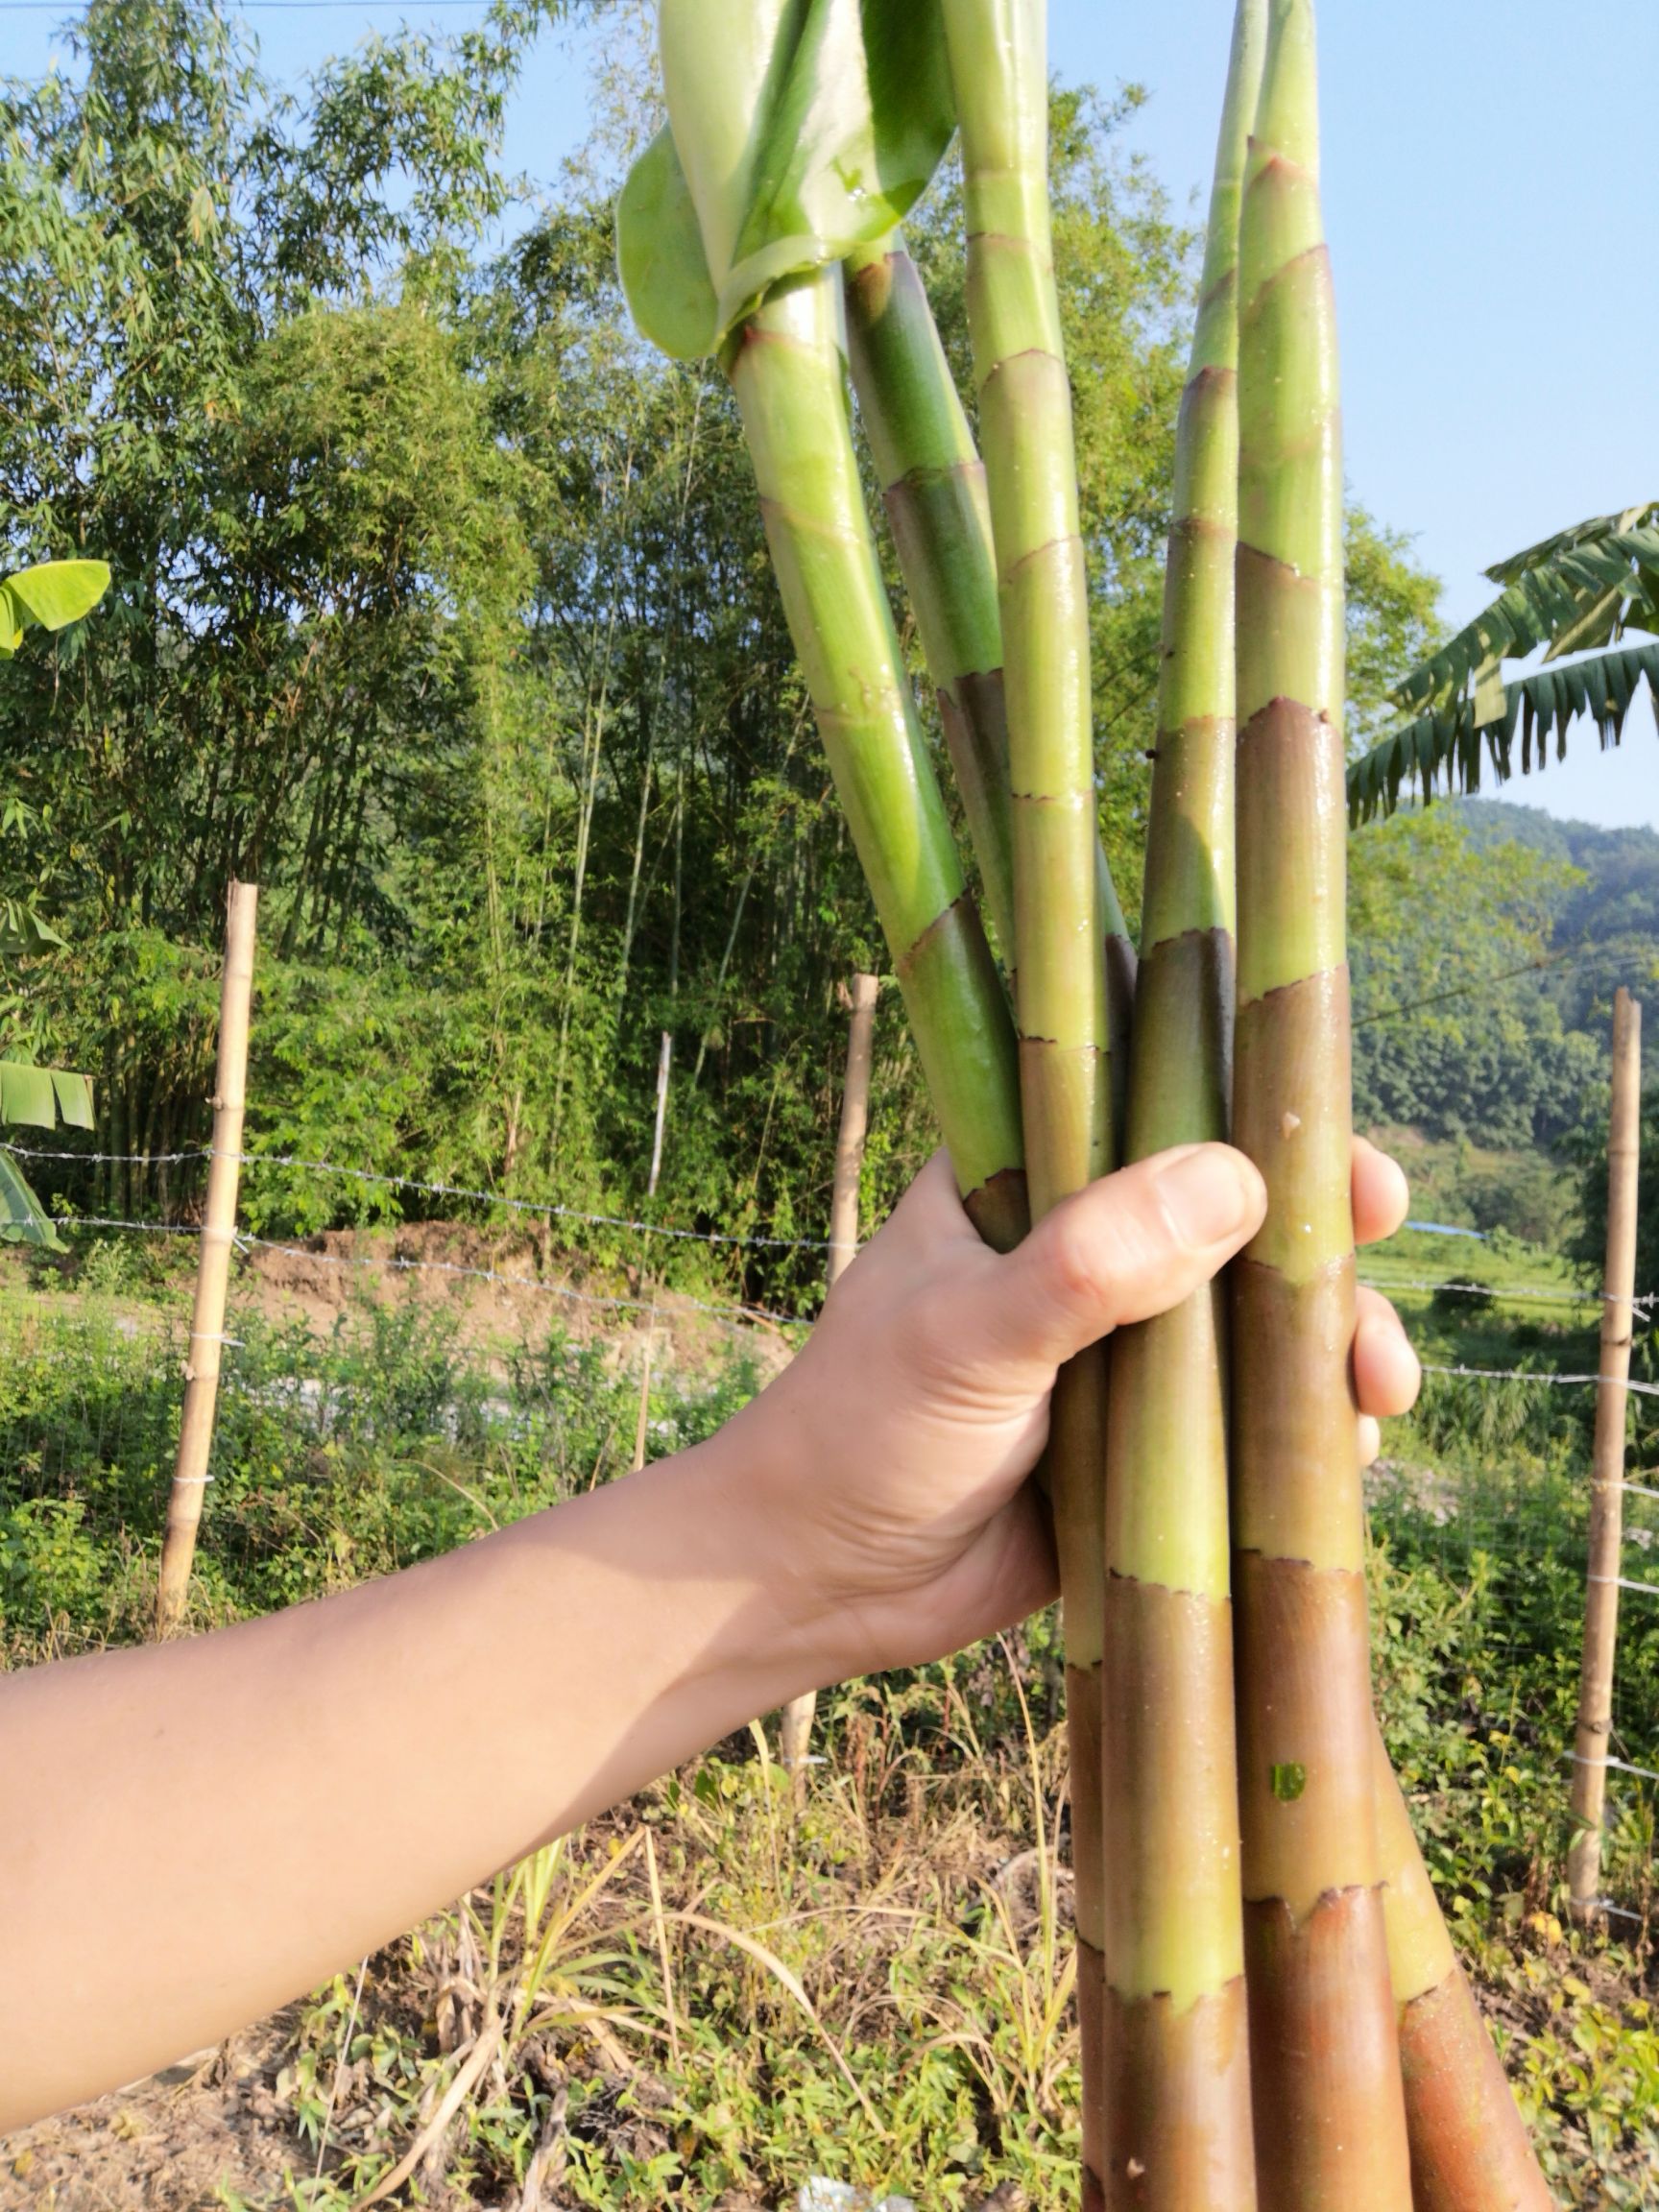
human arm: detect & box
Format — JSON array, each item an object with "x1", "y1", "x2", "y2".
[{"x1": 0, "y1": 1139, "x2": 1416, "y2": 2128}]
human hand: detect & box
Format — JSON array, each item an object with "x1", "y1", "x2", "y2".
[{"x1": 733, "y1": 1136, "x2": 1420, "y2": 1685}]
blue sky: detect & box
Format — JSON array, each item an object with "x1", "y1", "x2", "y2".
[{"x1": 12, "y1": 0, "x2": 1658, "y2": 830}]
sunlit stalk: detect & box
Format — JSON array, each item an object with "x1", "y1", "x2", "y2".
[
  {"x1": 1097, "y1": 7, "x2": 1263, "y2": 2201},
  {"x1": 941, "y1": 3, "x2": 1113, "y2": 2199},
  {"x1": 1229, "y1": 6, "x2": 1412, "y2": 2201},
  {"x1": 726, "y1": 269, "x2": 1027, "y2": 1249}
]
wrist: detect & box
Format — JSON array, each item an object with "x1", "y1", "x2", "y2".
[
  {"x1": 601, "y1": 1416, "x2": 841, "y2": 1724},
  {"x1": 669, "y1": 1396, "x2": 856, "y2": 1698}
]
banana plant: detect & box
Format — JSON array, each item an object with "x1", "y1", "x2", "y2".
[
  {"x1": 1349, "y1": 501, "x2": 1659, "y2": 820},
  {"x1": 0, "y1": 557, "x2": 108, "y2": 1245}
]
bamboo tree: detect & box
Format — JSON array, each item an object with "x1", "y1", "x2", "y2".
[
  {"x1": 1229, "y1": 6, "x2": 1412, "y2": 2200},
  {"x1": 938, "y1": 4, "x2": 1113, "y2": 2198},
  {"x1": 617, "y1": 2, "x2": 1027, "y2": 1251},
  {"x1": 1096, "y1": 5, "x2": 1263, "y2": 2200}
]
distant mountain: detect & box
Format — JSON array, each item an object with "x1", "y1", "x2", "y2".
[
  {"x1": 1348, "y1": 798, "x2": 1659, "y2": 1155},
  {"x1": 1455, "y1": 800, "x2": 1659, "y2": 1043}
]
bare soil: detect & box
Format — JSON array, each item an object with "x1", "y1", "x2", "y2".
[
  {"x1": 0, "y1": 2012, "x2": 307, "y2": 2212},
  {"x1": 1, "y1": 1220, "x2": 799, "y2": 1388}
]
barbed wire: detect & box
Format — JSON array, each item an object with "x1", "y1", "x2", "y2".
[
  {"x1": 67, "y1": 1215, "x2": 204, "y2": 1238},
  {"x1": 38, "y1": 1210, "x2": 1659, "y2": 1396},
  {"x1": 12, "y1": 1144, "x2": 1659, "y2": 1315},
  {"x1": 1362, "y1": 1273, "x2": 1655, "y2": 1311},
  {"x1": 1572, "y1": 1749, "x2": 1659, "y2": 1787},
  {"x1": 1420, "y1": 1361, "x2": 1659, "y2": 1397},
  {"x1": 235, "y1": 1230, "x2": 806, "y2": 1334},
  {"x1": 2, "y1": 1142, "x2": 835, "y2": 1254}
]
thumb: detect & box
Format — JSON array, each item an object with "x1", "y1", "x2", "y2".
[{"x1": 957, "y1": 1143, "x2": 1266, "y2": 1375}]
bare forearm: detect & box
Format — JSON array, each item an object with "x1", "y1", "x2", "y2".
[{"x1": 0, "y1": 1432, "x2": 805, "y2": 2129}]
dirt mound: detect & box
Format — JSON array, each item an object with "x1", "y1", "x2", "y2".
[{"x1": 233, "y1": 1220, "x2": 797, "y2": 1382}]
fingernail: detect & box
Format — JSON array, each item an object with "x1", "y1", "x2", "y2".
[{"x1": 1154, "y1": 1146, "x2": 1260, "y2": 1247}]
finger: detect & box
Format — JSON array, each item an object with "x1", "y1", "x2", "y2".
[
  {"x1": 1357, "y1": 1413, "x2": 1382, "y2": 1468},
  {"x1": 842, "y1": 1149, "x2": 979, "y2": 1294},
  {"x1": 879, "y1": 1148, "x2": 981, "y2": 1248},
  {"x1": 1353, "y1": 1136, "x2": 1410, "y2": 1249},
  {"x1": 952, "y1": 1143, "x2": 1266, "y2": 1374},
  {"x1": 1354, "y1": 1285, "x2": 1421, "y2": 1419}
]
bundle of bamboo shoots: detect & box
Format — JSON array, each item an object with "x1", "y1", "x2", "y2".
[{"x1": 617, "y1": 1, "x2": 1554, "y2": 2203}]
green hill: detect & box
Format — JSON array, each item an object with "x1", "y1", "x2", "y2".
[{"x1": 1348, "y1": 798, "x2": 1659, "y2": 1163}]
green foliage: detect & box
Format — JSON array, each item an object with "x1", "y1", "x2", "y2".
[
  {"x1": 1349, "y1": 502, "x2": 1659, "y2": 821},
  {"x1": 1349, "y1": 805, "x2": 1599, "y2": 1146},
  {"x1": 0, "y1": 1281, "x2": 760, "y2": 1655},
  {"x1": 0, "y1": 556, "x2": 107, "y2": 1243},
  {"x1": 1344, "y1": 504, "x2": 1445, "y2": 751}
]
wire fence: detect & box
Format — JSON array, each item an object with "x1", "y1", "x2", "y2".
[{"x1": 4, "y1": 1131, "x2": 1658, "y2": 1926}]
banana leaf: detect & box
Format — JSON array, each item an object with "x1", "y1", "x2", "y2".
[{"x1": 0, "y1": 559, "x2": 110, "y2": 659}]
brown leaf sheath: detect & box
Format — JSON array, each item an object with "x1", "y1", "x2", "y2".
[
  {"x1": 1371, "y1": 1737, "x2": 1556, "y2": 2211},
  {"x1": 1100, "y1": 1576, "x2": 1255, "y2": 2206}
]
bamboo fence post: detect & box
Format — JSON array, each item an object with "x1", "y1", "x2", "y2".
[
  {"x1": 155, "y1": 880, "x2": 258, "y2": 1640},
  {"x1": 1569, "y1": 984, "x2": 1644, "y2": 1921},
  {"x1": 781, "y1": 973, "x2": 880, "y2": 1795},
  {"x1": 825, "y1": 974, "x2": 879, "y2": 1287},
  {"x1": 630, "y1": 1313, "x2": 657, "y2": 1474}
]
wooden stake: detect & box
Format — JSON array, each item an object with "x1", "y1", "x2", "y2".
[
  {"x1": 1569, "y1": 985, "x2": 1644, "y2": 1920},
  {"x1": 155, "y1": 881, "x2": 258, "y2": 1639},
  {"x1": 826, "y1": 974, "x2": 879, "y2": 1285},
  {"x1": 781, "y1": 973, "x2": 880, "y2": 1793},
  {"x1": 631, "y1": 1311, "x2": 656, "y2": 1474}
]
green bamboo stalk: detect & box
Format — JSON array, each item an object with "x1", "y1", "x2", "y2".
[
  {"x1": 725, "y1": 268, "x2": 1028, "y2": 1252},
  {"x1": 942, "y1": 0, "x2": 1107, "y2": 1215},
  {"x1": 1097, "y1": 8, "x2": 1263, "y2": 2203},
  {"x1": 842, "y1": 235, "x2": 1017, "y2": 968},
  {"x1": 940, "y1": 4, "x2": 1112, "y2": 2200},
  {"x1": 841, "y1": 233, "x2": 1138, "y2": 1115},
  {"x1": 622, "y1": 4, "x2": 1026, "y2": 1251},
  {"x1": 1229, "y1": 7, "x2": 1412, "y2": 2203}
]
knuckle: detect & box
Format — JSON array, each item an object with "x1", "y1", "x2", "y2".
[{"x1": 1046, "y1": 1204, "x2": 1111, "y2": 1317}]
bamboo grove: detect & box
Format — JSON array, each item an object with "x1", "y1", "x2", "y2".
[
  {"x1": 6, "y1": 0, "x2": 1254, "y2": 1275},
  {"x1": 619, "y1": 2, "x2": 1555, "y2": 2206}
]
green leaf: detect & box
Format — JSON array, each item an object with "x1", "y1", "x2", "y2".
[
  {"x1": 0, "y1": 901, "x2": 65, "y2": 953},
  {"x1": 52, "y1": 1070, "x2": 95, "y2": 1130},
  {"x1": 644, "y1": 0, "x2": 955, "y2": 354},
  {"x1": 1392, "y1": 507, "x2": 1659, "y2": 721},
  {"x1": 721, "y1": 0, "x2": 954, "y2": 337},
  {"x1": 0, "y1": 1151, "x2": 62, "y2": 1249},
  {"x1": 1349, "y1": 637, "x2": 1659, "y2": 822},
  {"x1": 615, "y1": 129, "x2": 720, "y2": 362},
  {"x1": 3, "y1": 559, "x2": 110, "y2": 633},
  {"x1": 0, "y1": 1061, "x2": 59, "y2": 1129}
]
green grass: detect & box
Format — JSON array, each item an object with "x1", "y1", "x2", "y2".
[{"x1": 4, "y1": 1220, "x2": 1659, "y2": 2203}]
